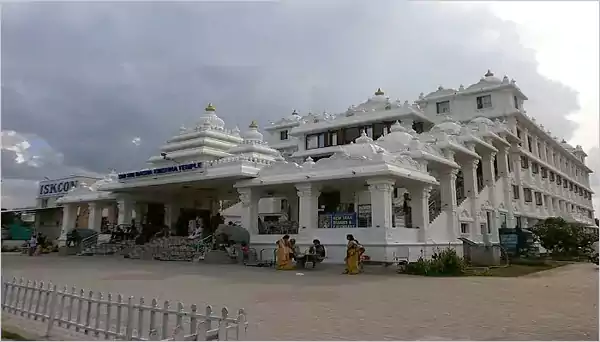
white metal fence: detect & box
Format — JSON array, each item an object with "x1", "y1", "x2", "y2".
[{"x1": 1, "y1": 277, "x2": 248, "y2": 341}]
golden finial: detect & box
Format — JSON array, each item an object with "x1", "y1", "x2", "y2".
[
  {"x1": 485, "y1": 69, "x2": 494, "y2": 77},
  {"x1": 205, "y1": 103, "x2": 216, "y2": 112},
  {"x1": 375, "y1": 88, "x2": 384, "y2": 96},
  {"x1": 249, "y1": 120, "x2": 258, "y2": 128}
]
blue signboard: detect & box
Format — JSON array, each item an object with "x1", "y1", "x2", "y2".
[
  {"x1": 318, "y1": 212, "x2": 357, "y2": 228},
  {"x1": 118, "y1": 162, "x2": 203, "y2": 181}
]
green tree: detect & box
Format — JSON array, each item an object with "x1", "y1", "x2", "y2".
[{"x1": 530, "y1": 217, "x2": 598, "y2": 258}]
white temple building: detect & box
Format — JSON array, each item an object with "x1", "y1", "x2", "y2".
[{"x1": 56, "y1": 70, "x2": 596, "y2": 263}]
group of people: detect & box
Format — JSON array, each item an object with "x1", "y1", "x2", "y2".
[
  {"x1": 27, "y1": 233, "x2": 48, "y2": 256},
  {"x1": 275, "y1": 235, "x2": 327, "y2": 270},
  {"x1": 109, "y1": 224, "x2": 138, "y2": 243},
  {"x1": 275, "y1": 234, "x2": 365, "y2": 274}
]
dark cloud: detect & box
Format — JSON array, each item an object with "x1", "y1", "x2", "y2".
[{"x1": 0, "y1": 1, "x2": 583, "y2": 207}]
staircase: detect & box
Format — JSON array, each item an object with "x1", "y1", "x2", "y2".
[{"x1": 429, "y1": 187, "x2": 442, "y2": 223}]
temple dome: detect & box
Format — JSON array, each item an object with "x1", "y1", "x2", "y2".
[
  {"x1": 196, "y1": 103, "x2": 225, "y2": 129},
  {"x1": 242, "y1": 121, "x2": 264, "y2": 141},
  {"x1": 340, "y1": 131, "x2": 387, "y2": 159},
  {"x1": 469, "y1": 116, "x2": 495, "y2": 129},
  {"x1": 376, "y1": 121, "x2": 414, "y2": 151},
  {"x1": 432, "y1": 117, "x2": 462, "y2": 135},
  {"x1": 466, "y1": 70, "x2": 503, "y2": 90}
]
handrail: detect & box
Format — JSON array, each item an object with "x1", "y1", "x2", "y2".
[{"x1": 79, "y1": 231, "x2": 100, "y2": 253}]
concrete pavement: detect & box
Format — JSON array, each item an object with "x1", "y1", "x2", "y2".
[{"x1": 2, "y1": 254, "x2": 598, "y2": 340}]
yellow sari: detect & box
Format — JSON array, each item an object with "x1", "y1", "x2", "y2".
[
  {"x1": 344, "y1": 240, "x2": 360, "y2": 275},
  {"x1": 276, "y1": 239, "x2": 295, "y2": 270}
]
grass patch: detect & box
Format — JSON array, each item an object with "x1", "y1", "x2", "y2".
[
  {"x1": 1, "y1": 329, "x2": 30, "y2": 341},
  {"x1": 466, "y1": 260, "x2": 572, "y2": 277}
]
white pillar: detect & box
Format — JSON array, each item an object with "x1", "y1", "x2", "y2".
[
  {"x1": 163, "y1": 203, "x2": 180, "y2": 231},
  {"x1": 58, "y1": 203, "x2": 78, "y2": 245},
  {"x1": 367, "y1": 178, "x2": 395, "y2": 228},
  {"x1": 482, "y1": 151, "x2": 499, "y2": 243},
  {"x1": 238, "y1": 187, "x2": 260, "y2": 235},
  {"x1": 87, "y1": 202, "x2": 103, "y2": 232},
  {"x1": 462, "y1": 159, "x2": 482, "y2": 242},
  {"x1": 439, "y1": 169, "x2": 458, "y2": 242},
  {"x1": 117, "y1": 198, "x2": 134, "y2": 226},
  {"x1": 107, "y1": 203, "x2": 117, "y2": 225},
  {"x1": 134, "y1": 203, "x2": 146, "y2": 225},
  {"x1": 288, "y1": 193, "x2": 299, "y2": 222},
  {"x1": 296, "y1": 183, "x2": 321, "y2": 231},
  {"x1": 409, "y1": 185, "x2": 431, "y2": 243},
  {"x1": 498, "y1": 147, "x2": 514, "y2": 227}
]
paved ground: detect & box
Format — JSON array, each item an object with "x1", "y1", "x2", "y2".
[{"x1": 2, "y1": 254, "x2": 598, "y2": 340}]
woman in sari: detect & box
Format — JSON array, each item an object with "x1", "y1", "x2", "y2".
[
  {"x1": 276, "y1": 235, "x2": 295, "y2": 270},
  {"x1": 343, "y1": 234, "x2": 360, "y2": 275}
]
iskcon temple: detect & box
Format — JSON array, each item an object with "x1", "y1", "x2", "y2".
[{"x1": 55, "y1": 70, "x2": 596, "y2": 263}]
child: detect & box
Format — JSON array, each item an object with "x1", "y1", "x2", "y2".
[{"x1": 240, "y1": 242, "x2": 250, "y2": 265}]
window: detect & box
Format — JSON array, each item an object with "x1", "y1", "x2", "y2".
[
  {"x1": 527, "y1": 136, "x2": 533, "y2": 152},
  {"x1": 537, "y1": 142, "x2": 541, "y2": 157},
  {"x1": 549, "y1": 172, "x2": 555, "y2": 181},
  {"x1": 514, "y1": 95, "x2": 519, "y2": 109},
  {"x1": 344, "y1": 127, "x2": 360, "y2": 144},
  {"x1": 563, "y1": 180, "x2": 568, "y2": 189},
  {"x1": 412, "y1": 121, "x2": 425, "y2": 134},
  {"x1": 373, "y1": 123, "x2": 385, "y2": 140},
  {"x1": 306, "y1": 134, "x2": 323, "y2": 150},
  {"x1": 280, "y1": 199, "x2": 288, "y2": 211},
  {"x1": 280, "y1": 130, "x2": 289, "y2": 141},
  {"x1": 512, "y1": 185, "x2": 520, "y2": 199},
  {"x1": 476, "y1": 95, "x2": 492, "y2": 109},
  {"x1": 500, "y1": 213, "x2": 507, "y2": 228},
  {"x1": 330, "y1": 131, "x2": 338, "y2": 146},
  {"x1": 557, "y1": 175, "x2": 562, "y2": 185},
  {"x1": 541, "y1": 167, "x2": 548, "y2": 179},
  {"x1": 363, "y1": 126, "x2": 373, "y2": 138},
  {"x1": 535, "y1": 192, "x2": 543, "y2": 206},
  {"x1": 524, "y1": 188, "x2": 532, "y2": 202},
  {"x1": 516, "y1": 128, "x2": 522, "y2": 139},
  {"x1": 460, "y1": 223, "x2": 469, "y2": 234},
  {"x1": 41, "y1": 198, "x2": 49, "y2": 208},
  {"x1": 436, "y1": 101, "x2": 450, "y2": 114},
  {"x1": 521, "y1": 156, "x2": 529, "y2": 169},
  {"x1": 532, "y1": 163, "x2": 539, "y2": 174}
]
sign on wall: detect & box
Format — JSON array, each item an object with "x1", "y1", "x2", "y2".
[
  {"x1": 118, "y1": 162, "x2": 203, "y2": 181},
  {"x1": 38, "y1": 180, "x2": 79, "y2": 198},
  {"x1": 318, "y1": 212, "x2": 357, "y2": 228}
]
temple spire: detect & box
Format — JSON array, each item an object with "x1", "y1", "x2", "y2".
[
  {"x1": 205, "y1": 103, "x2": 216, "y2": 112},
  {"x1": 375, "y1": 88, "x2": 385, "y2": 96}
]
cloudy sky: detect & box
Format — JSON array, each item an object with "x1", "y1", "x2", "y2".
[{"x1": 1, "y1": 1, "x2": 599, "y2": 211}]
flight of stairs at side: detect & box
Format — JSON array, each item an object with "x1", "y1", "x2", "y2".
[{"x1": 429, "y1": 188, "x2": 442, "y2": 223}]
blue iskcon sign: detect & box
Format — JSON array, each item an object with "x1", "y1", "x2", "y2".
[{"x1": 118, "y1": 162, "x2": 203, "y2": 180}]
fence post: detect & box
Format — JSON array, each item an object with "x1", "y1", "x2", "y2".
[
  {"x1": 75, "y1": 288, "x2": 84, "y2": 331},
  {"x1": 161, "y1": 300, "x2": 170, "y2": 340},
  {"x1": 236, "y1": 309, "x2": 247, "y2": 341},
  {"x1": 66, "y1": 286, "x2": 76, "y2": 328},
  {"x1": 218, "y1": 307, "x2": 228, "y2": 341},
  {"x1": 190, "y1": 304, "x2": 198, "y2": 339},
  {"x1": 20, "y1": 280, "x2": 31, "y2": 316},
  {"x1": 1, "y1": 280, "x2": 9, "y2": 310},
  {"x1": 149, "y1": 298, "x2": 157, "y2": 338},
  {"x1": 34, "y1": 281, "x2": 44, "y2": 320},
  {"x1": 54, "y1": 285, "x2": 65, "y2": 324},
  {"x1": 116, "y1": 294, "x2": 123, "y2": 338},
  {"x1": 94, "y1": 292, "x2": 102, "y2": 337},
  {"x1": 125, "y1": 296, "x2": 134, "y2": 340},
  {"x1": 13, "y1": 278, "x2": 23, "y2": 315},
  {"x1": 26, "y1": 281, "x2": 37, "y2": 320},
  {"x1": 42, "y1": 282, "x2": 52, "y2": 322},
  {"x1": 104, "y1": 293, "x2": 112, "y2": 339},
  {"x1": 84, "y1": 290, "x2": 93, "y2": 334},
  {"x1": 202, "y1": 305, "x2": 213, "y2": 341},
  {"x1": 137, "y1": 297, "x2": 145, "y2": 340},
  {"x1": 175, "y1": 302, "x2": 184, "y2": 333},
  {"x1": 44, "y1": 285, "x2": 58, "y2": 338}
]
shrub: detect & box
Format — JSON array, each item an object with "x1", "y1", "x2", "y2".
[
  {"x1": 530, "y1": 217, "x2": 598, "y2": 258},
  {"x1": 404, "y1": 247, "x2": 466, "y2": 276}
]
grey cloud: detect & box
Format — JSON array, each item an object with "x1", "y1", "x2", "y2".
[{"x1": 1, "y1": 1, "x2": 582, "y2": 206}]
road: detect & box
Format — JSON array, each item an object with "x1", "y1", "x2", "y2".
[{"x1": 2, "y1": 254, "x2": 598, "y2": 340}]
